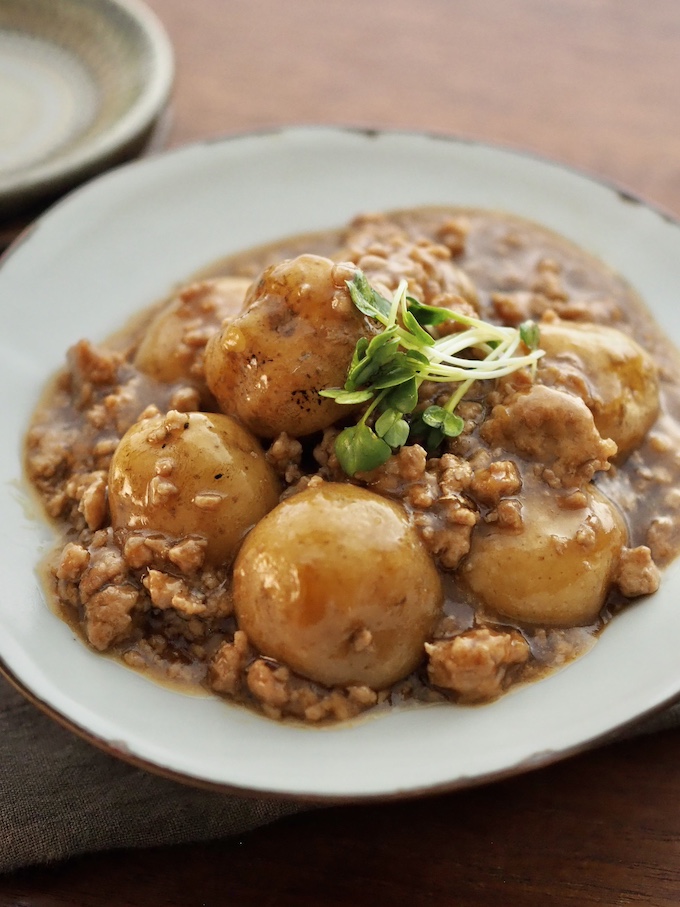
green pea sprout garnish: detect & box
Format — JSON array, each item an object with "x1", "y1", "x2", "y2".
[{"x1": 320, "y1": 271, "x2": 544, "y2": 476}]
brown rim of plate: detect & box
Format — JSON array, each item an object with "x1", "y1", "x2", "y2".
[{"x1": 2, "y1": 654, "x2": 679, "y2": 804}]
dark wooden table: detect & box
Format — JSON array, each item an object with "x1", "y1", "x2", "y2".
[{"x1": 3, "y1": 1, "x2": 680, "y2": 903}]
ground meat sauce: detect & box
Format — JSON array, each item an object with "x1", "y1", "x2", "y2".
[{"x1": 24, "y1": 208, "x2": 680, "y2": 724}]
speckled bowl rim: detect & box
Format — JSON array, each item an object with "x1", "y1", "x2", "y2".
[
  {"x1": 0, "y1": 0, "x2": 174, "y2": 210},
  {"x1": 2, "y1": 127, "x2": 680, "y2": 801}
]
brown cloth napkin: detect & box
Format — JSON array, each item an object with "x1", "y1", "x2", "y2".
[
  {"x1": 0, "y1": 676, "x2": 303, "y2": 873},
  {"x1": 2, "y1": 672, "x2": 679, "y2": 874}
]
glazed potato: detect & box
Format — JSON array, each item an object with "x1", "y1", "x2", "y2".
[
  {"x1": 461, "y1": 479, "x2": 626, "y2": 626},
  {"x1": 205, "y1": 255, "x2": 376, "y2": 438},
  {"x1": 134, "y1": 277, "x2": 251, "y2": 387},
  {"x1": 109, "y1": 410, "x2": 279, "y2": 565},
  {"x1": 538, "y1": 320, "x2": 659, "y2": 458},
  {"x1": 233, "y1": 483, "x2": 443, "y2": 688}
]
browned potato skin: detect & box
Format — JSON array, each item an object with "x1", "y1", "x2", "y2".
[
  {"x1": 204, "y1": 255, "x2": 377, "y2": 438},
  {"x1": 108, "y1": 410, "x2": 280, "y2": 566},
  {"x1": 538, "y1": 320, "x2": 659, "y2": 458},
  {"x1": 460, "y1": 479, "x2": 626, "y2": 627},
  {"x1": 233, "y1": 483, "x2": 443, "y2": 688},
  {"x1": 134, "y1": 277, "x2": 251, "y2": 387}
]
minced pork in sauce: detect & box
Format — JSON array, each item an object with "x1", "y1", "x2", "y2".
[{"x1": 25, "y1": 208, "x2": 680, "y2": 723}]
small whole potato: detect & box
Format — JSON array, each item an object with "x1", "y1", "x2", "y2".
[
  {"x1": 233, "y1": 483, "x2": 443, "y2": 688},
  {"x1": 538, "y1": 319, "x2": 659, "y2": 458},
  {"x1": 205, "y1": 255, "x2": 377, "y2": 438},
  {"x1": 109, "y1": 410, "x2": 279, "y2": 565},
  {"x1": 134, "y1": 277, "x2": 251, "y2": 391},
  {"x1": 461, "y1": 478, "x2": 626, "y2": 626}
]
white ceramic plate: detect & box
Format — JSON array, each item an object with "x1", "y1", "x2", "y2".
[
  {"x1": 2, "y1": 128, "x2": 680, "y2": 800},
  {"x1": 0, "y1": 0, "x2": 173, "y2": 215}
]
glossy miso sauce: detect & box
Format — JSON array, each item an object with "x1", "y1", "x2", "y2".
[{"x1": 26, "y1": 207, "x2": 680, "y2": 720}]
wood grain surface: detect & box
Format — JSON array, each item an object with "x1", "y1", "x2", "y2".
[
  {"x1": 3, "y1": 729, "x2": 680, "y2": 906},
  {"x1": 2, "y1": 0, "x2": 680, "y2": 904}
]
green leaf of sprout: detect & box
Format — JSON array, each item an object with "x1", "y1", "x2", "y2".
[
  {"x1": 421, "y1": 405, "x2": 465, "y2": 437},
  {"x1": 519, "y1": 320, "x2": 540, "y2": 350},
  {"x1": 334, "y1": 424, "x2": 392, "y2": 476},
  {"x1": 350, "y1": 337, "x2": 369, "y2": 371},
  {"x1": 426, "y1": 426, "x2": 445, "y2": 451},
  {"x1": 346, "y1": 272, "x2": 392, "y2": 322},
  {"x1": 383, "y1": 418, "x2": 410, "y2": 448},
  {"x1": 385, "y1": 377, "x2": 419, "y2": 413},
  {"x1": 421, "y1": 405, "x2": 447, "y2": 428},
  {"x1": 374, "y1": 407, "x2": 401, "y2": 438},
  {"x1": 319, "y1": 388, "x2": 375, "y2": 404},
  {"x1": 406, "y1": 297, "x2": 458, "y2": 327},
  {"x1": 405, "y1": 349, "x2": 430, "y2": 367},
  {"x1": 318, "y1": 387, "x2": 344, "y2": 399},
  {"x1": 441, "y1": 411, "x2": 465, "y2": 437},
  {"x1": 372, "y1": 364, "x2": 419, "y2": 390},
  {"x1": 401, "y1": 309, "x2": 436, "y2": 347},
  {"x1": 348, "y1": 356, "x2": 381, "y2": 389},
  {"x1": 367, "y1": 333, "x2": 401, "y2": 367},
  {"x1": 409, "y1": 413, "x2": 444, "y2": 452}
]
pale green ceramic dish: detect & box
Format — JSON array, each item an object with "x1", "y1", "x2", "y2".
[{"x1": 0, "y1": 0, "x2": 173, "y2": 214}]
